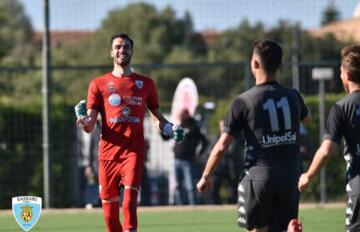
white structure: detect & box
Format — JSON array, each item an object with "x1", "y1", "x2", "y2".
[{"x1": 353, "y1": 2, "x2": 360, "y2": 18}]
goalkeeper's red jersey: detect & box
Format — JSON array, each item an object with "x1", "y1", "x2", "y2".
[{"x1": 86, "y1": 72, "x2": 159, "y2": 160}]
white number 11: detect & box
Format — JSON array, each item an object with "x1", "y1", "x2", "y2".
[{"x1": 262, "y1": 97, "x2": 292, "y2": 132}]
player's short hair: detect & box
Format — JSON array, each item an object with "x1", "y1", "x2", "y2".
[
  {"x1": 341, "y1": 45, "x2": 360, "y2": 84},
  {"x1": 253, "y1": 39, "x2": 283, "y2": 75},
  {"x1": 110, "y1": 32, "x2": 134, "y2": 50}
]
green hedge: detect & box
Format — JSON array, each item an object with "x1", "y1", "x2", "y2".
[
  {"x1": 0, "y1": 100, "x2": 77, "y2": 208},
  {"x1": 300, "y1": 93, "x2": 346, "y2": 202}
]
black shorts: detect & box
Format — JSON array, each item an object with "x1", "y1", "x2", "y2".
[
  {"x1": 346, "y1": 194, "x2": 360, "y2": 232},
  {"x1": 237, "y1": 176, "x2": 299, "y2": 232}
]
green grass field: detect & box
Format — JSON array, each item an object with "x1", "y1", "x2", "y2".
[{"x1": 0, "y1": 205, "x2": 345, "y2": 232}]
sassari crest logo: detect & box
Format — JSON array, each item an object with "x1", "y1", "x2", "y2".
[
  {"x1": 21, "y1": 205, "x2": 33, "y2": 222},
  {"x1": 12, "y1": 196, "x2": 42, "y2": 231},
  {"x1": 135, "y1": 80, "x2": 143, "y2": 89}
]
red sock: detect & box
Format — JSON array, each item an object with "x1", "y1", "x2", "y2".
[
  {"x1": 102, "y1": 201, "x2": 122, "y2": 232},
  {"x1": 122, "y1": 188, "x2": 138, "y2": 230}
]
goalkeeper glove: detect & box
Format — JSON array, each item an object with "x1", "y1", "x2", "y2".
[
  {"x1": 172, "y1": 125, "x2": 185, "y2": 143},
  {"x1": 74, "y1": 100, "x2": 88, "y2": 119},
  {"x1": 163, "y1": 123, "x2": 185, "y2": 143}
]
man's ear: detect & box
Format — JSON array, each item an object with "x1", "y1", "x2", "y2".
[
  {"x1": 253, "y1": 59, "x2": 260, "y2": 69},
  {"x1": 344, "y1": 69, "x2": 351, "y2": 82},
  {"x1": 341, "y1": 65, "x2": 351, "y2": 81},
  {"x1": 345, "y1": 71, "x2": 350, "y2": 81},
  {"x1": 110, "y1": 50, "x2": 114, "y2": 58}
]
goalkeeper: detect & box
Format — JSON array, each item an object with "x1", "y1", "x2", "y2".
[{"x1": 75, "y1": 32, "x2": 184, "y2": 232}]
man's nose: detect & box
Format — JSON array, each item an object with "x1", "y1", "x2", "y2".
[{"x1": 119, "y1": 46, "x2": 127, "y2": 52}]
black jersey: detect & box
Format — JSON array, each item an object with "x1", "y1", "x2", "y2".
[
  {"x1": 323, "y1": 90, "x2": 360, "y2": 193},
  {"x1": 223, "y1": 81, "x2": 308, "y2": 181}
]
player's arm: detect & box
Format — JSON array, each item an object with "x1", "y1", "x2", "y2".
[
  {"x1": 298, "y1": 139, "x2": 337, "y2": 192},
  {"x1": 149, "y1": 108, "x2": 184, "y2": 143},
  {"x1": 197, "y1": 132, "x2": 234, "y2": 192},
  {"x1": 149, "y1": 108, "x2": 171, "y2": 131}
]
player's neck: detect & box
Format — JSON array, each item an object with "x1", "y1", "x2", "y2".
[
  {"x1": 348, "y1": 83, "x2": 360, "y2": 93},
  {"x1": 112, "y1": 65, "x2": 132, "y2": 77},
  {"x1": 255, "y1": 74, "x2": 276, "y2": 85}
]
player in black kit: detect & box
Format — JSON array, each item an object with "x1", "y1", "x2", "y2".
[
  {"x1": 197, "y1": 39, "x2": 308, "y2": 232},
  {"x1": 298, "y1": 45, "x2": 360, "y2": 232}
]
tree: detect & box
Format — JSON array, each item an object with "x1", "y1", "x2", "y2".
[
  {"x1": 54, "y1": 3, "x2": 203, "y2": 66},
  {"x1": 321, "y1": 2, "x2": 341, "y2": 26},
  {"x1": 0, "y1": 0, "x2": 40, "y2": 103},
  {"x1": 0, "y1": 0, "x2": 35, "y2": 65},
  {"x1": 207, "y1": 20, "x2": 265, "y2": 63},
  {"x1": 51, "y1": 3, "x2": 208, "y2": 101}
]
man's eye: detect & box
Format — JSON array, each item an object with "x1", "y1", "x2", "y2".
[{"x1": 115, "y1": 45, "x2": 130, "y2": 50}]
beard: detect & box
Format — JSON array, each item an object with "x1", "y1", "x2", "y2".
[{"x1": 114, "y1": 54, "x2": 132, "y2": 67}]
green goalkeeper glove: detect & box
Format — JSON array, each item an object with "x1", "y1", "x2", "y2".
[
  {"x1": 74, "y1": 100, "x2": 87, "y2": 119},
  {"x1": 172, "y1": 125, "x2": 185, "y2": 143},
  {"x1": 163, "y1": 123, "x2": 185, "y2": 143}
]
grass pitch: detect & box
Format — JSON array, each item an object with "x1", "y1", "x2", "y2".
[{"x1": 0, "y1": 204, "x2": 344, "y2": 232}]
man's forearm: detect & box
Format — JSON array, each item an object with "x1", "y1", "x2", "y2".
[
  {"x1": 305, "y1": 140, "x2": 336, "y2": 180},
  {"x1": 202, "y1": 150, "x2": 223, "y2": 179},
  {"x1": 202, "y1": 137, "x2": 230, "y2": 178},
  {"x1": 149, "y1": 108, "x2": 170, "y2": 132}
]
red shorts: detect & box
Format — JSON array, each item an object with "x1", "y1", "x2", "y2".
[{"x1": 98, "y1": 155, "x2": 144, "y2": 199}]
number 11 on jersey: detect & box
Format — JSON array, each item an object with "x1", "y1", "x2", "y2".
[{"x1": 263, "y1": 97, "x2": 292, "y2": 132}]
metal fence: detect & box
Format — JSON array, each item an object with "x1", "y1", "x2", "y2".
[
  {"x1": 0, "y1": 59, "x2": 343, "y2": 208},
  {"x1": 1, "y1": 0, "x2": 356, "y2": 208}
]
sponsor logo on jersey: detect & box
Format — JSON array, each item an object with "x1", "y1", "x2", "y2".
[
  {"x1": 121, "y1": 107, "x2": 131, "y2": 117},
  {"x1": 108, "y1": 94, "x2": 121, "y2": 106},
  {"x1": 12, "y1": 196, "x2": 42, "y2": 231},
  {"x1": 109, "y1": 116, "x2": 140, "y2": 123},
  {"x1": 135, "y1": 80, "x2": 143, "y2": 89},
  {"x1": 261, "y1": 131, "x2": 297, "y2": 147},
  {"x1": 122, "y1": 96, "x2": 143, "y2": 106},
  {"x1": 107, "y1": 81, "x2": 118, "y2": 92}
]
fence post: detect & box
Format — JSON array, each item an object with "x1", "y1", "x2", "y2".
[
  {"x1": 312, "y1": 67, "x2": 334, "y2": 203},
  {"x1": 42, "y1": 0, "x2": 52, "y2": 208}
]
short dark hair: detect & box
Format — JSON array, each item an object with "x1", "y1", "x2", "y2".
[
  {"x1": 253, "y1": 39, "x2": 283, "y2": 75},
  {"x1": 341, "y1": 45, "x2": 360, "y2": 84},
  {"x1": 110, "y1": 32, "x2": 134, "y2": 49}
]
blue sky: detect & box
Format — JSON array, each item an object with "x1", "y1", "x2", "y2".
[{"x1": 19, "y1": 0, "x2": 360, "y2": 32}]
